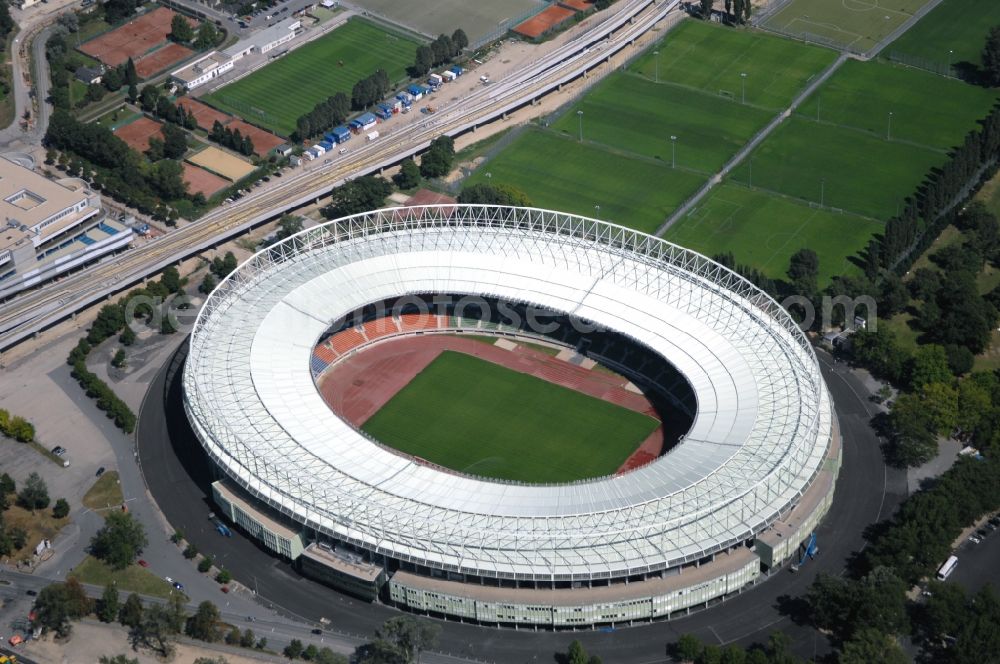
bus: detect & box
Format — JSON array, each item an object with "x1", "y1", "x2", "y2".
[{"x1": 937, "y1": 555, "x2": 958, "y2": 580}]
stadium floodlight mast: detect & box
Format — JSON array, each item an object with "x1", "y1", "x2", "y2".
[
  {"x1": 670, "y1": 135, "x2": 677, "y2": 168},
  {"x1": 654, "y1": 50, "x2": 659, "y2": 82},
  {"x1": 577, "y1": 110, "x2": 584, "y2": 142},
  {"x1": 740, "y1": 72, "x2": 747, "y2": 104}
]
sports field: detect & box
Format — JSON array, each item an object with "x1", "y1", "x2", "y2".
[
  {"x1": 361, "y1": 351, "x2": 659, "y2": 483},
  {"x1": 552, "y1": 73, "x2": 773, "y2": 173},
  {"x1": 202, "y1": 19, "x2": 420, "y2": 136},
  {"x1": 466, "y1": 128, "x2": 706, "y2": 234},
  {"x1": 796, "y1": 59, "x2": 999, "y2": 151},
  {"x1": 630, "y1": 20, "x2": 837, "y2": 110},
  {"x1": 762, "y1": 0, "x2": 932, "y2": 54},
  {"x1": 735, "y1": 117, "x2": 945, "y2": 220},
  {"x1": 188, "y1": 146, "x2": 255, "y2": 181},
  {"x1": 886, "y1": 0, "x2": 997, "y2": 72},
  {"x1": 666, "y1": 184, "x2": 883, "y2": 285},
  {"x1": 350, "y1": 0, "x2": 543, "y2": 46}
]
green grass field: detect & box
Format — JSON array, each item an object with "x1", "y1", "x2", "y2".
[
  {"x1": 762, "y1": 0, "x2": 932, "y2": 53},
  {"x1": 665, "y1": 184, "x2": 883, "y2": 285},
  {"x1": 630, "y1": 20, "x2": 837, "y2": 110},
  {"x1": 887, "y1": 0, "x2": 998, "y2": 71},
  {"x1": 797, "y1": 60, "x2": 998, "y2": 151},
  {"x1": 202, "y1": 19, "x2": 420, "y2": 136},
  {"x1": 551, "y1": 73, "x2": 773, "y2": 174},
  {"x1": 466, "y1": 128, "x2": 705, "y2": 233},
  {"x1": 362, "y1": 351, "x2": 659, "y2": 483},
  {"x1": 734, "y1": 117, "x2": 945, "y2": 219}
]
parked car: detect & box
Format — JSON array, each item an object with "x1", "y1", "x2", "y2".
[
  {"x1": 137, "y1": 560, "x2": 149, "y2": 568},
  {"x1": 25, "y1": 590, "x2": 37, "y2": 596},
  {"x1": 311, "y1": 628, "x2": 322, "y2": 635},
  {"x1": 172, "y1": 582, "x2": 184, "y2": 590},
  {"x1": 95, "y1": 466, "x2": 106, "y2": 477},
  {"x1": 977, "y1": 528, "x2": 989, "y2": 538},
  {"x1": 51, "y1": 446, "x2": 65, "y2": 456},
  {"x1": 969, "y1": 534, "x2": 982, "y2": 544}
]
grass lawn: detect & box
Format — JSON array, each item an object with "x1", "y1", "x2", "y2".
[
  {"x1": 362, "y1": 351, "x2": 659, "y2": 483},
  {"x1": 92, "y1": 104, "x2": 141, "y2": 131},
  {"x1": 630, "y1": 19, "x2": 837, "y2": 110},
  {"x1": 76, "y1": 16, "x2": 112, "y2": 42},
  {"x1": 550, "y1": 73, "x2": 773, "y2": 174},
  {"x1": 465, "y1": 128, "x2": 705, "y2": 234},
  {"x1": 796, "y1": 59, "x2": 998, "y2": 151},
  {"x1": 761, "y1": 0, "x2": 932, "y2": 53},
  {"x1": 976, "y1": 168, "x2": 1000, "y2": 220},
  {"x1": 3, "y1": 504, "x2": 69, "y2": 562},
  {"x1": 665, "y1": 184, "x2": 882, "y2": 285},
  {"x1": 886, "y1": 0, "x2": 998, "y2": 71},
  {"x1": 82, "y1": 471, "x2": 124, "y2": 512},
  {"x1": 735, "y1": 117, "x2": 945, "y2": 220},
  {"x1": 70, "y1": 556, "x2": 175, "y2": 598},
  {"x1": 203, "y1": 18, "x2": 420, "y2": 136}
]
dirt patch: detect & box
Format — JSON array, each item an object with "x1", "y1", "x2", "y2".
[
  {"x1": 79, "y1": 7, "x2": 197, "y2": 69},
  {"x1": 135, "y1": 41, "x2": 195, "y2": 78},
  {"x1": 112, "y1": 116, "x2": 163, "y2": 153},
  {"x1": 317, "y1": 333, "x2": 665, "y2": 473},
  {"x1": 513, "y1": 5, "x2": 577, "y2": 39},
  {"x1": 225, "y1": 119, "x2": 286, "y2": 156},
  {"x1": 187, "y1": 146, "x2": 255, "y2": 181},
  {"x1": 177, "y1": 97, "x2": 235, "y2": 130},
  {"x1": 182, "y1": 162, "x2": 229, "y2": 197}
]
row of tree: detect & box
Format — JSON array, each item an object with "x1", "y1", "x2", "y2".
[
  {"x1": 294, "y1": 92, "x2": 349, "y2": 142},
  {"x1": 410, "y1": 30, "x2": 468, "y2": 77},
  {"x1": 0, "y1": 408, "x2": 35, "y2": 443},
  {"x1": 209, "y1": 120, "x2": 256, "y2": 156},
  {"x1": 169, "y1": 13, "x2": 220, "y2": 50},
  {"x1": 351, "y1": 69, "x2": 392, "y2": 112},
  {"x1": 140, "y1": 85, "x2": 199, "y2": 130}
]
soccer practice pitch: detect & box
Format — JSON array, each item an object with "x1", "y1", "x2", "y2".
[
  {"x1": 886, "y1": 0, "x2": 998, "y2": 73},
  {"x1": 361, "y1": 351, "x2": 660, "y2": 483},
  {"x1": 629, "y1": 20, "x2": 837, "y2": 111},
  {"x1": 202, "y1": 19, "x2": 420, "y2": 136},
  {"x1": 666, "y1": 184, "x2": 883, "y2": 285},
  {"x1": 761, "y1": 0, "x2": 933, "y2": 54}
]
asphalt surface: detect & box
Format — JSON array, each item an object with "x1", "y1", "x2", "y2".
[
  {"x1": 948, "y1": 522, "x2": 1000, "y2": 595},
  {"x1": 136, "y1": 339, "x2": 906, "y2": 663}
]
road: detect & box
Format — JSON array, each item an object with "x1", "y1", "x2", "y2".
[
  {"x1": 655, "y1": 51, "x2": 848, "y2": 235},
  {"x1": 132, "y1": 339, "x2": 905, "y2": 663},
  {"x1": 0, "y1": 0, "x2": 680, "y2": 352}
]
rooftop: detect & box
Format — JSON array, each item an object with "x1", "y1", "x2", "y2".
[
  {"x1": 0, "y1": 158, "x2": 97, "y2": 253},
  {"x1": 223, "y1": 17, "x2": 300, "y2": 58},
  {"x1": 171, "y1": 51, "x2": 231, "y2": 83}
]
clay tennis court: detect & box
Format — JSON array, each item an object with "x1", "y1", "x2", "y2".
[
  {"x1": 135, "y1": 42, "x2": 195, "y2": 78},
  {"x1": 113, "y1": 116, "x2": 164, "y2": 153},
  {"x1": 513, "y1": 5, "x2": 577, "y2": 39},
  {"x1": 225, "y1": 119, "x2": 285, "y2": 156},
  {"x1": 560, "y1": 0, "x2": 592, "y2": 12},
  {"x1": 80, "y1": 7, "x2": 196, "y2": 68},
  {"x1": 188, "y1": 146, "x2": 255, "y2": 181},
  {"x1": 176, "y1": 97, "x2": 234, "y2": 130},
  {"x1": 317, "y1": 332, "x2": 666, "y2": 474},
  {"x1": 182, "y1": 162, "x2": 229, "y2": 198}
]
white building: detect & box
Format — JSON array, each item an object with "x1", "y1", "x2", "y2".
[
  {"x1": 222, "y1": 18, "x2": 302, "y2": 62},
  {"x1": 0, "y1": 158, "x2": 132, "y2": 299},
  {"x1": 170, "y1": 52, "x2": 234, "y2": 91}
]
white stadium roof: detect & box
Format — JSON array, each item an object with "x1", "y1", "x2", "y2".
[{"x1": 184, "y1": 205, "x2": 833, "y2": 581}]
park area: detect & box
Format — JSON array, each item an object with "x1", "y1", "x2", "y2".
[
  {"x1": 361, "y1": 351, "x2": 659, "y2": 483},
  {"x1": 188, "y1": 146, "x2": 255, "y2": 181},
  {"x1": 884, "y1": 0, "x2": 998, "y2": 76},
  {"x1": 349, "y1": 0, "x2": 544, "y2": 46},
  {"x1": 202, "y1": 19, "x2": 420, "y2": 136},
  {"x1": 665, "y1": 184, "x2": 883, "y2": 285},
  {"x1": 78, "y1": 6, "x2": 196, "y2": 71},
  {"x1": 760, "y1": 0, "x2": 932, "y2": 54}
]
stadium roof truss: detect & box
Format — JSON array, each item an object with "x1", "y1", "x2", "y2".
[{"x1": 184, "y1": 205, "x2": 833, "y2": 581}]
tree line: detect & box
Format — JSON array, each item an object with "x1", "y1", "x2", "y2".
[
  {"x1": 294, "y1": 92, "x2": 349, "y2": 142},
  {"x1": 409, "y1": 29, "x2": 467, "y2": 77},
  {"x1": 0, "y1": 408, "x2": 35, "y2": 443},
  {"x1": 209, "y1": 119, "x2": 255, "y2": 156}
]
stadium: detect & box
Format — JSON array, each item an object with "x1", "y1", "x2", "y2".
[{"x1": 182, "y1": 205, "x2": 841, "y2": 628}]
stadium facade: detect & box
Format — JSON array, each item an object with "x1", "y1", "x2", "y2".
[{"x1": 184, "y1": 205, "x2": 840, "y2": 628}]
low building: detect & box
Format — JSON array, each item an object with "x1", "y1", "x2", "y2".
[
  {"x1": 222, "y1": 18, "x2": 302, "y2": 62},
  {"x1": 299, "y1": 544, "x2": 387, "y2": 601},
  {"x1": 0, "y1": 157, "x2": 131, "y2": 299},
  {"x1": 74, "y1": 65, "x2": 105, "y2": 85},
  {"x1": 170, "y1": 52, "x2": 234, "y2": 91},
  {"x1": 211, "y1": 481, "x2": 305, "y2": 560}
]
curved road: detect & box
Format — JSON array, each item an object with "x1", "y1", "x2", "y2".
[
  {"x1": 0, "y1": 0, "x2": 679, "y2": 351},
  {"x1": 137, "y1": 341, "x2": 906, "y2": 663}
]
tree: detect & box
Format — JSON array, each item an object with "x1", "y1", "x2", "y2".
[
  {"x1": 457, "y1": 182, "x2": 532, "y2": 206},
  {"x1": 186, "y1": 600, "x2": 222, "y2": 642},
  {"x1": 303, "y1": 644, "x2": 319, "y2": 660},
  {"x1": 0, "y1": 472, "x2": 14, "y2": 495},
  {"x1": 269, "y1": 214, "x2": 303, "y2": 245},
  {"x1": 98, "y1": 583, "x2": 120, "y2": 623},
  {"x1": 170, "y1": 13, "x2": 195, "y2": 42},
  {"x1": 52, "y1": 498, "x2": 70, "y2": 519},
  {"x1": 91, "y1": 511, "x2": 148, "y2": 570},
  {"x1": 315, "y1": 647, "x2": 348, "y2": 664},
  {"x1": 119, "y1": 323, "x2": 136, "y2": 346},
  {"x1": 198, "y1": 555, "x2": 214, "y2": 573},
  {"x1": 377, "y1": 616, "x2": 440, "y2": 663},
  {"x1": 18, "y1": 472, "x2": 50, "y2": 510},
  {"x1": 392, "y1": 158, "x2": 420, "y2": 189},
  {"x1": 567, "y1": 640, "x2": 588, "y2": 664},
  {"x1": 100, "y1": 656, "x2": 140, "y2": 664},
  {"x1": 983, "y1": 26, "x2": 1000, "y2": 86},
  {"x1": 839, "y1": 629, "x2": 907, "y2": 664},
  {"x1": 119, "y1": 593, "x2": 143, "y2": 628},
  {"x1": 103, "y1": 67, "x2": 123, "y2": 92},
  {"x1": 32, "y1": 578, "x2": 92, "y2": 637},
  {"x1": 216, "y1": 568, "x2": 231, "y2": 584},
  {"x1": 909, "y1": 345, "x2": 952, "y2": 390},
  {"x1": 183, "y1": 543, "x2": 198, "y2": 559},
  {"x1": 240, "y1": 627, "x2": 256, "y2": 648},
  {"x1": 285, "y1": 639, "x2": 304, "y2": 659},
  {"x1": 199, "y1": 272, "x2": 217, "y2": 295},
  {"x1": 195, "y1": 22, "x2": 218, "y2": 49},
  {"x1": 130, "y1": 603, "x2": 179, "y2": 657},
  {"x1": 700, "y1": 0, "x2": 714, "y2": 19},
  {"x1": 161, "y1": 123, "x2": 188, "y2": 160},
  {"x1": 112, "y1": 348, "x2": 127, "y2": 369},
  {"x1": 890, "y1": 393, "x2": 940, "y2": 467},
  {"x1": 451, "y1": 29, "x2": 469, "y2": 52},
  {"x1": 675, "y1": 634, "x2": 703, "y2": 662},
  {"x1": 322, "y1": 176, "x2": 393, "y2": 219},
  {"x1": 787, "y1": 248, "x2": 819, "y2": 297},
  {"x1": 412, "y1": 45, "x2": 433, "y2": 77},
  {"x1": 419, "y1": 136, "x2": 455, "y2": 178},
  {"x1": 86, "y1": 82, "x2": 107, "y2": 103}
]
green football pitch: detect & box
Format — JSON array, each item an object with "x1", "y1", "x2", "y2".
[
  {"x1": 666, "y1": 184, "x2": 883, "y2": 285},
  {"x1": 465, "y1": 128, "x2": 705, "y2": 234},
  {"x1": 629, "y1": 20, "x2": 837, "y2": 111},
  {"x1": 796, "y1": 59, "x2": 999, "y2": 151},
  {"x1": 886, "y1": 0, "x2": 998, "y2": 71},
  {"x1": 761, "y1": 0, "x2": 932, "y2": 53},
  {"x1": 202, "y1": 19, "x2": 420, "y2": 136},
  {"x1": 361, "y1": 351, "x2": 660, "y2": 483}
]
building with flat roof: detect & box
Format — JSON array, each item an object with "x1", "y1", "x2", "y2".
[
  {"x1": 170, "y1": 52, "x2": 235, "y2": 91},
  {"x1": 222, "y1": 18, "x2": 301, "y2": 62},
  {"x1": 0, "y1": 157, "x2": 131, "y2": 298}
]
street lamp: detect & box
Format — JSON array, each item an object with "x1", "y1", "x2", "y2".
[
  {"x1": 653, "y1": 50, "x2": 659, "y2": 83},
  {"x1": 887, "y1": 111, "x2": 893, "y2": 141},
  {"x1": 577, "y1": 110, "x2": 584, "y2": 142},
  {"x1": 670, "y1": 135, "x2": 677, "y2": 168},
  {"x1": 740, "y1": 72, "x2": 747, "y2": 104},
  {"x1": 948, "y1": 49, "x2": 954, "y2": 71},
  {"x1": 820, "y1": 178, "x2": 825, "y2": 207},
  {"x1": 485, "y1": 172, "x2": 492, "y2": 180},
  {"x1": 594, "y1": 204, "x2": 600, "y2": 218}
]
